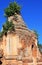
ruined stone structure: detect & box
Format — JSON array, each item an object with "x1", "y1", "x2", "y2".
[{"x1": 0, "y1": 14, "x2": 42, "y2": 65}]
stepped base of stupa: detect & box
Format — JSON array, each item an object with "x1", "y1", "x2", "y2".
[{"x1": 1, "y1": 56, "x2": 42, "y2": 65}]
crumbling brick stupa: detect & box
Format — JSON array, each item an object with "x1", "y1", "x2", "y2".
[{"x1": 0, "y1": 14, "x2": 42, "y2": 65}]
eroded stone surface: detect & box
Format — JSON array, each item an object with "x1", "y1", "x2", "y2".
[{"x1": 0, "y1": 14, "x2": 42, "y2": 65}]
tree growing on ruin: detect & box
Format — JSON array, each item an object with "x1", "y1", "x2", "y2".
[
  {"x1": 2, "y1": 21, "x2": 15, "y2": 35},
  {"x1": 33, "y1": 30, "x2": 42, "y2": 53},
  {"x1": 4, "y1": 2, "x2": 21, "y2": 17}
]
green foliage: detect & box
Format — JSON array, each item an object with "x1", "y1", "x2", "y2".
[
  {"x1": 0, "y1": 32, "x2": 3, "y2": 38},
  {"x1": 0, "y1": 32, "x2": 3, "y2": 40},
  {"x1": 0, "y1": 2, "x2": 20, "y2": 38},
  {"x1": 2, "y1": 21, "x2": 15, "y2": 35},
  {"x1": 4, "y1": 2, "x2": 21, "y2": 17},
  {"x1": 0, "y1": 21, "x2": 15, "y2": 37},
  {"x1": 38, "y1": 43, "x2": 42, "y2": 53},
  {"x1": 33, "y1": 30, "x2": 38, "y2": 39},
  {"x1": 33, "y1": 30, "x2": 42, "y2": 53},
  {"x1": 38, "y1": 43, "x2": 42, "y2": 48}
]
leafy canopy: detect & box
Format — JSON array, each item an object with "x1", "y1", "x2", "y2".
[
  {"x1": 0, "y1": 21, "x2": 15, "y2": 38},
  {"x1": 4, "y1": 2, "x2": 21, "y2": 17},
  {"x1": 0, "y1": 2, "x2": 20, "y2": 38},
  {"x1": 2, "y1": 21, "x2": 15, "y2": 35}
]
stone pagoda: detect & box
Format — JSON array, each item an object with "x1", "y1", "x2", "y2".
[
  {"x1": 0, "y1": 13, "x2": 41, "y2": 65},
  {"x1": 0, "y1": 2, "x2": 42, "y2": 65}
]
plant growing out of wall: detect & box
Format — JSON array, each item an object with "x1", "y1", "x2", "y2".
[
  {"x1": 38, "y1": 43, "x2": 42, "y2": 54},
  {"x1": 2, "y1": 21, "x2": 15, "y2": 36},
  {"x1": 0, "y1": 32, "x2": 3, "y2": 40},
  {"x1": 0, "y1": 21, "x2": 15, "y2": 38},
  {"x1": 4, "y1": 2, "x2": 21, "y2": 17},
  {"x1": 33, "y1": 30, "x2": 42, "y2": 53},
  {"x1": 0, "y1": 2, "x2": 21, "y2": 37},
  {"x1": 0, "y1": 32, "x2": 3, "y2": 38}
]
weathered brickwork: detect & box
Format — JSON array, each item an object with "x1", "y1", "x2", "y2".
[{"x1": 0, "y1": 14, "x2": 42, "y2": 65}]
